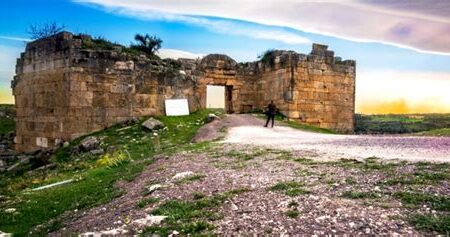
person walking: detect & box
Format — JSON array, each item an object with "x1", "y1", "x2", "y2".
[{"x1": 264, "y1": 100, "x2": 277, "y2": 128}]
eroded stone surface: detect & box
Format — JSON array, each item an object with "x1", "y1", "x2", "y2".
[{"x1": 12, "y1": 32, "x2": 355, "y2": 152}]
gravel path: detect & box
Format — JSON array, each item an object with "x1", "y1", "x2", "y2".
[{"x1": 222, "y1": 115, "x2": 450, "y2": 162}]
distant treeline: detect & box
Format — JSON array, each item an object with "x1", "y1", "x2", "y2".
[{"x1": 354, "y1": 113, "x2": 450, "y2": 134}]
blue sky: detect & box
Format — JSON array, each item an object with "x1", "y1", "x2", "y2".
[{"x1": 1, "y1": 0, "x2": 450, "y2": 113}]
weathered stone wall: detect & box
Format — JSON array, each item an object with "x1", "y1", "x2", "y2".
[{"x1": 12, "y1": 32, "x2": 355, "y2": 152}]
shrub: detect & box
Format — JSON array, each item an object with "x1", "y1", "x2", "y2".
[{"x1": 97, "y1": 150, "x2": 132, "y2": 168}]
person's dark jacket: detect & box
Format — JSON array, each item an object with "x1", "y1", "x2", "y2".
[{"x1": 266, "y1": 103, "x2": 277, "y2": 116}]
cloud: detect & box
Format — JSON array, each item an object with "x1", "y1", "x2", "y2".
[
  {"x1": 75, "y1": 0, "x2": 311, "y2": 45},
  {"x1": 75, "y1": 0, "x2": 450, "y2": 55},
  {"x1": 0, "y1": 36, "x2": 31, "y2": 42},
  {"x1": 157, "y1": 48, "x2": 204, "y2": 59}
]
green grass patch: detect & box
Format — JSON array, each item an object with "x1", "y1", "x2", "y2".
[
  {"x1": 285, "y1": 210, "x2": 300, "y2": 218},
  {"x1": 293, "y1": 157, "x2": 318, "y2": 165},
  {"x1": 136, "y1": 197, "x2": 160, "y2": 208},
  {"x1": 384, "y1": 171, "x2": 449, "y2": 186},
  {"x1": 0, "y1": 104, "x2": 15, "y2": 135},
  {"x1": 0, "y1": 109, "x2": 221, "y2": 235},
  {"x1": 394, "y1": 192, "x2": 450, "y2": 211},
  {"x1": 268, "y1": 181, "x2": 309, "y2": 197},
  {"x1": 0, "y1": 164, "x2": 142, "y2": 235},
  {"x1": 223, "y1": 149, "x2": 265, "y2": 161},
  {"x1": 355, "y1": 113, "x2": 450, "y2": 134},
  {"x1": 332, "y1": 158, "x2": 398, "y2": 171},
  {"x1": 416, "y1": 128, "x2": 450, "y2": 136},
  {"x1": 145, "y1": 189, "x2": 250, "y2": 235},
  {"x1": 409, "y1": 214, "x2": 450, "y2": 234},
  {"x1": 192, "y1": 192, "x2": 206, "y2": 200},
  {"x1": 345, "y1": 177, "x2": 357, "y2": 185},
  {"x1": 175, "y1": 174, "x2": 206, "y2": 185},
  {"x1": 341, "y1": 191, "x2": 378, "y2": 199}
]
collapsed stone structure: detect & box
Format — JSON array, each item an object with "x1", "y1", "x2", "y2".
[{"x1": 12, "y1": 32, "x2": 355, "y2": 152}]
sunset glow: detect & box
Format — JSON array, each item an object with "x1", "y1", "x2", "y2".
[{"x1": 1, "y1": 0, "x2": 449, "y2": 115}]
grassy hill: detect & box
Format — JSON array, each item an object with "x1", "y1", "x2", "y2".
[
  {"x1": 0, "y1": 109, "x2": 220, "y2": 235},
  {"x1": 355, "y1": 113, "x2": 450, "y2": 135},
  {"x1": 0, "y1": 104, "x2": 15, "y2": 135}
]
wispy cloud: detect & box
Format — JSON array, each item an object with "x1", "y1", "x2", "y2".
[
  {"x1": 75, "y1": 0, "x2": 450, "y2": 55},
  {"x1": 0, "y1": 36, "x2": 31, "y2": 42},
  {"x1": 157, "y1": 48, "x2": 204, "y2": 59},
  {"x1": 75, "y1": 0, "x2": 311, "y2": 45}
]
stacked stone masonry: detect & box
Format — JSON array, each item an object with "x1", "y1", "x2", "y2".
[{"x1": 12, "y1": 32, "x2": 356, "y2": 152}]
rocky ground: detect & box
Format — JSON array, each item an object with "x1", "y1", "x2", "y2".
[
  {"x1": 49, "y1": 115, "x2": 450, "y2": 235},
  {"x1": 224, "y1": 114, "x2": 450, "y2": 162}
]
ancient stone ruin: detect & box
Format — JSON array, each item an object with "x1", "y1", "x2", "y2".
[{"x1": 12, "y1": 32, "x2": 355, "y2": 152}]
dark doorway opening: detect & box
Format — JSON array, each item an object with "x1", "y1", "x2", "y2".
[{"x1": 226, "y1": 85, "x2": 234, "y2": 113}]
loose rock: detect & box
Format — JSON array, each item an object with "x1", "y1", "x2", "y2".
[
  {"x1": 90, "y1": 149, "x2": 104, "y2": 155},
  {"x1": 171, "y1": 171, "x2": 194, "y2": 181},
  {"x1": 132, "y1": 215, "x2": 167, "y2": 227},
  {"x1": 80, "y1": 136, "x2": 100, "y2": 151},
  {"x1": 142, "y1": 118, "x2": 164, "y2": 131}
]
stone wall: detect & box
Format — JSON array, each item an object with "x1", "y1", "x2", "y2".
[{"x1": 12, "y1": 32, "x2": 355, "y2": 152}]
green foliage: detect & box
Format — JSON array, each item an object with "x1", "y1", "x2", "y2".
[
  {"x1": 384, "y1": 171, "x2": 450, "y2": 186},
  {"x1": 96, "y1": 150, "x2": 132, "y2": 168},
  {"x1": 341, "y1": 191, "x2": 378, "y2": 199},
  {"x1": 131, "y1": 33, "x2": 163, "y2": 57},
  {"x1": 258, "y1": 49, "x2": 276, "y2": 67},
  {"x1": 81, "y1": 36, "x2": 119, "y2": 50},
  {"x1": 175, "y1": 174, "x2": 206, "y2": 185},
  {"x1": 0, "y1": 109, "x2": 221, "y2": 235},
  {"x1": 136, "y1": 197, "x2": 160, "y2": 208},
  {"x1": 417, "y1": 128, "x2": 450, "y2": 136},
  {"x1": 146, "y1": 189, "x2": 249, "y2": 235},
  {"x1": 192, "y1": 192, "x2": 206, "y2": 200},
  {"x1": 409, "y1": 215, "x2": 450, "y2": 234},
  {"x1": 0, "y1": 104, "x2": 15, "y2": 135},
  {"x1": 285, "y1": 210, "x2": 300, "y2": 218},
  {"x1": 394, "y1": 192, "x2": 450, "y2": 211},
  {"x1": 0, "y1": 165, "x2": 138, "y2": 235},
  {"x1": 354, "y1": 113, "x2": 450, "y2": 134},
  {"x1": 223, "y1": 149, "x2": 265, "y2": 161},
  {"x1": 332, "y1": 158, "x2": 398, "y2": 171},
  {"x1": 268, "y1": 181, "x2": 309, "y2": 197}
]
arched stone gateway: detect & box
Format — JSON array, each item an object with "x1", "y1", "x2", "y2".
[
  {"x1": 12, "y1": 32, "x2": 355, "y2": 152},
  {"x1": 196, "y1": 54, "x2": 242, "y2": 113}
]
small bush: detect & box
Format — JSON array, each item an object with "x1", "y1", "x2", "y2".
[
  {"x1": 285, "y1": 210, "x2": 300, "y2": 218},
  {"x1": 409, "y1": 214, "x2": 450, "y2": 234},
  {"x1": 269, "y1": 181, "x2": 309, "y2": 197},
  {"x1": 341, "y1": 191, "x2": 378, "y2": 199},
  {"x1": 136, "y1": 197, "x2": 159, "y2": 208},
  {"x1": 97, "y1": 150, "x2": 132, "y2": 168}
]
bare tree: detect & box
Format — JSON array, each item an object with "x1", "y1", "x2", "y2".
[{"x1": 28, "y1": 22, "x2": 66, "y2": 40}]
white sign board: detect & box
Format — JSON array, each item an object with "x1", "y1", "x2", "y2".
[{"x1": 165, "y1": 99, "x2": 190, "y2": 116}]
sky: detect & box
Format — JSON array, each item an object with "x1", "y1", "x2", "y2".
[{"x1": 1, "y1": 0, "x2": 450, "y2": 114}]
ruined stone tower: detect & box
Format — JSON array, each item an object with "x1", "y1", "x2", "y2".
[{"x1": 12, "y1": 32, "x2": 355, "y2": 152}]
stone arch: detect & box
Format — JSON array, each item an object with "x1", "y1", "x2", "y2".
[{"x1": 197, "y1": 54, "x2": 242, "y2": 113}]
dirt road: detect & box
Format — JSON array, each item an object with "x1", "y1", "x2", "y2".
[{"x1": 221, "y1": 114, "x2": 450, "y2": 162}]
